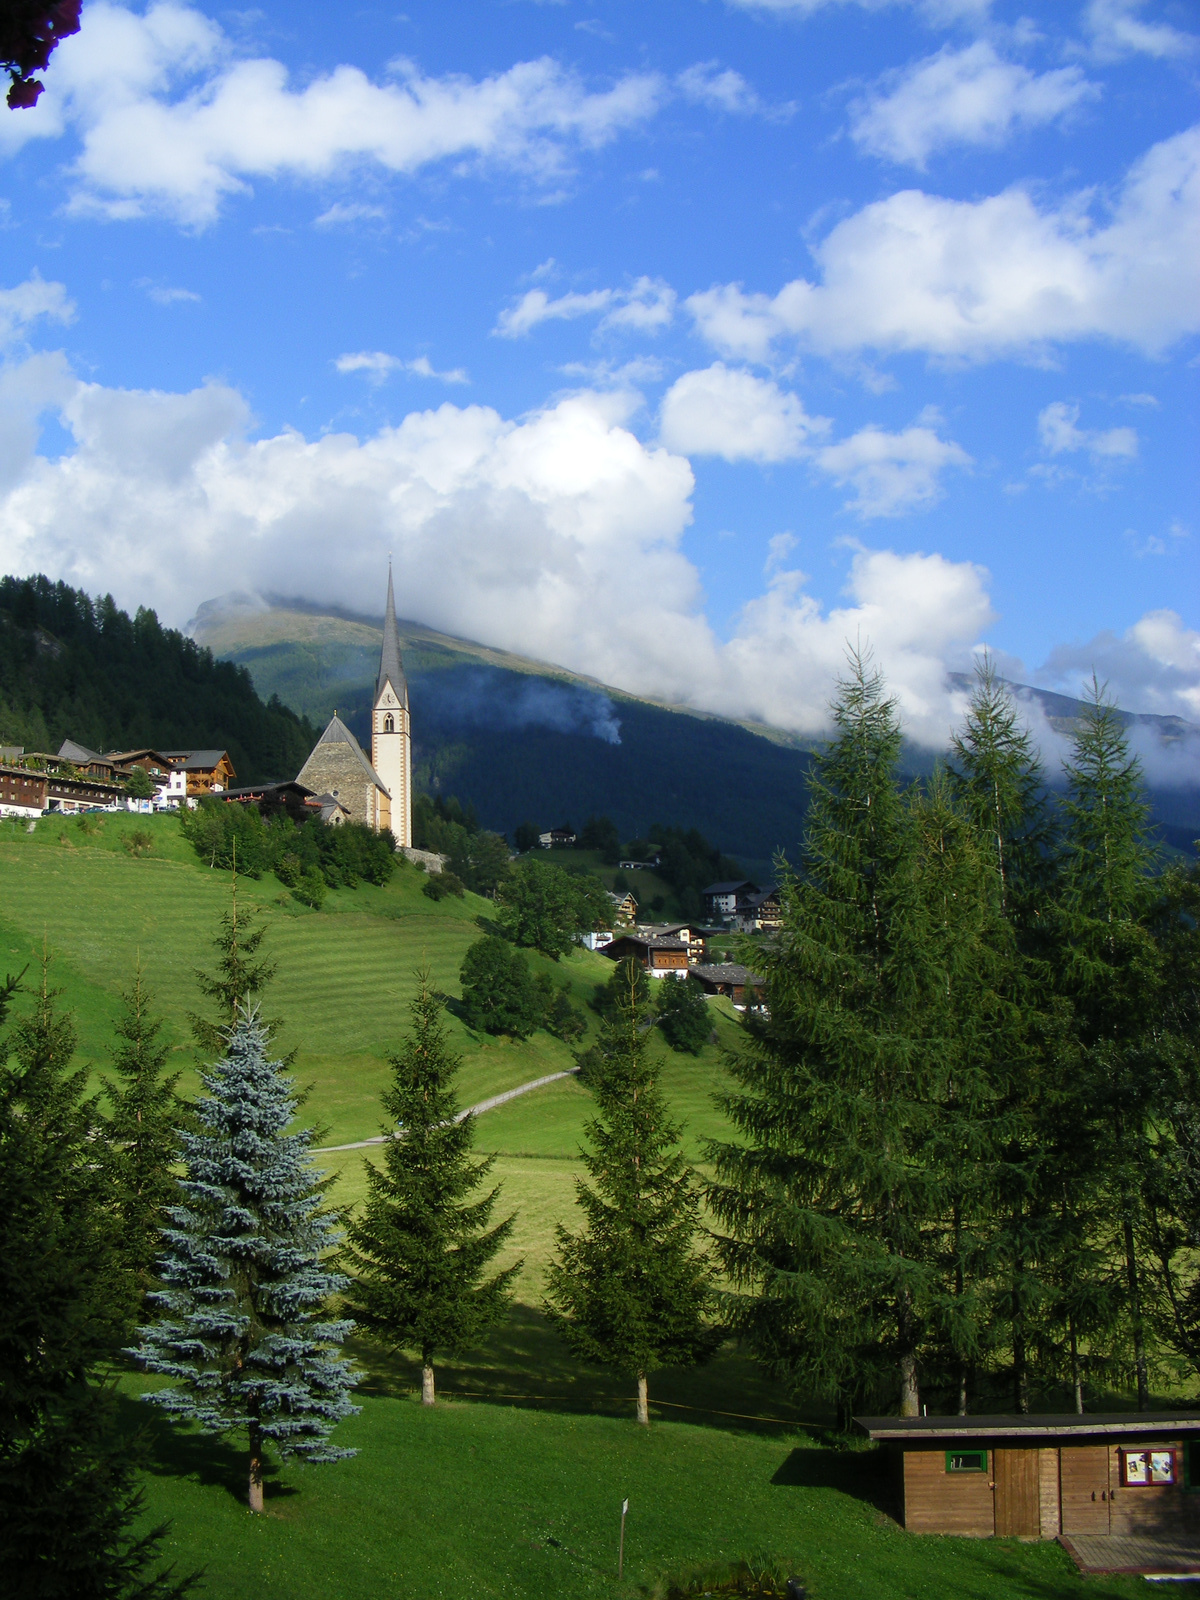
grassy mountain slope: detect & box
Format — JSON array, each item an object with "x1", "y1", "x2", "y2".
[{"x1": 4, "y1": 810, "x2": 1154, "y2": 1600}]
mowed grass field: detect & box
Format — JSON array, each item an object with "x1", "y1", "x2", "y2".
[{"x1": 0, "y1": 812, "x2": 1152, "y2": 1598}]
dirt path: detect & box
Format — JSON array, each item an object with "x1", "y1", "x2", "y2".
[{"x1": 312, "y1": 1067, "x2": 579, "y2": 1153}]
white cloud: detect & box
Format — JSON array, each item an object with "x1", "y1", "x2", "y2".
[
  {"x1": 814, "y1": 423, "x2": 971, "y2": 516},
  {"x1": 687, "y1": 124, "x2": 1200, "y2": 361},
  {"x1": 0, "y1": 2, "x2": 665, "y2": 226},
  {"x1": 658, "y1": 363, "x2": 829, "y2": 463},
  {"x1": 1037, "y1": 400, "x2": 1137, "y2": 459},
  {"x1": 850, "y1": 42, "x2": 1098, "y2": 167},
  {"x1": 313, "y1": 202, "x2": 387, "y2": 227},
  {"x1": 1083, "y1": 0, "x2": 1198, "y2": 61},
  {"x1": 495, "y1": 276, "x2": 676, "y2": 338},
  {"x1": 335, "y1": 351, "x2": 469, "y2": 384},
  {"x1": 676, "y1": 63, "x2": 763, "y2": 115},
  {"x1": 137, "y1": 280, "x2": 201, "y2": 305},
  {"x1": 0, "y1": 273, "x2": 76, "y2": 347},
  {"x1": 0, "y1": 347, "x2": 1000, "y2": 745},
  {"x1": 1038, "y1": 610, "x2": 1200, "y2": 731}
]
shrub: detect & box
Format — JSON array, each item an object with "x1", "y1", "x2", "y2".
[
  {"x1": 423, "y1": 870, "x2": 465, "y2": 901},
  {"x1": 292, "y1": 868, "x2": 327, "y2": 909},
  {"x1": 123, "y1": 828, "x2": 153, "y2": 858},
  {"x1": 536, "y1": 974, "x2": 586, "y2": 1042},
  {"x1": 656, "y1": 977, "x2": 712, "y2": 1055}
]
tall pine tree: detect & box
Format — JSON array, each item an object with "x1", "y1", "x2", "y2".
[
  {"x1": 104, "y1": 967, "x2": 187, "y2": 1324},
  {"x1": 1055, "y1": 680, "x2": 1162, "y2": 1410},
  {"x1": 132, "y1": 1010, "x2": 358, "y2": 1511},
  {"x1": 345, "y1": 975, "x2": 520, "y2": 1406},
  {"x1": 0, "y1": 961, "x2": 187, "y2": 1597},
  {"x1": 707, "y1": 655, "x2": 946, "y2": 1418},
  {"x1": 187, "y1": 871, "x2": 277, "y2": 1053},
  {"x1": 545, "y1": 966, "x2": 719, "y2": 1423}
]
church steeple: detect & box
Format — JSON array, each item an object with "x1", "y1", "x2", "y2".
[
  {"x1": 377, "y1": 562, "x2": 408, "y2": 709},
  {"x1": 371, "y1": 562, "x2": 412, "y2": 848}
]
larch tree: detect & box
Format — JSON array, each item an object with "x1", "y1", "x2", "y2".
[
  {"x1": 545, "y1": 967, "x2": 719, "y2": 1424},
  {"x1": 0, "y1": 961, "x2": 188, "y2": 1597},
  {"x1": 344, "y1": 975, "x2": 520, "y2": 1406},
  {"x1": 187, "y1": 870, "x2": 277, "y2": 1054},
  {"x1": 707, "y1": 654, "x2": 946, "y2": 1420},
  {"x1": 132, "y1": 1010, "x2": 358, "y2": 1512},
  {"x1": 104, "y1": 966, "x2": 188, "y2": 1324}
]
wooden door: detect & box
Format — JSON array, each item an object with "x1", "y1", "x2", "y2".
[
  {"x1": 994, "y1": 1448, "x2": 1041, "y2": 1537},
  {"x1": 1060, "y1": 1446, "x2": 1111, "y2": 1535}
]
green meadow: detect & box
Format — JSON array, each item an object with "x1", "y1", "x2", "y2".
[{"x1": 0, "y1": 812, "x2": 1152, "y2": 1597}]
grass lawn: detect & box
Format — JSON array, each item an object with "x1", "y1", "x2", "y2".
[{"x1": 124, "y1": 1377, "x2": 1150, "y2": 1600}]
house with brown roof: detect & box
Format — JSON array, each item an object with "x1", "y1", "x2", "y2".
[{"x1": 601, "y1": 932, "x2": 689, "y2": 977}]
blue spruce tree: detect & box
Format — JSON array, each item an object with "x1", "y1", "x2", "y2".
[{"x1": 132, "y1": 1010, "x2": 358, "y2": 1512}]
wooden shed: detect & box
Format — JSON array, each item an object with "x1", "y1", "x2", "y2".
[{"x1": 855, "y1": 1414, "x2": 1200, "y2": 1542}]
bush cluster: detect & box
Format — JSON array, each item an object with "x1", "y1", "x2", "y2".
[
  {"x1": 180, "y1": 796, "x2": 395, "y2": 901},
  {"x1": 459, "y1": 935, "x2": 586, "y2": 1042}
]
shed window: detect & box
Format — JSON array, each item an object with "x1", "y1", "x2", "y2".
[
  {"x1": 1120, "y1": 1448, "x2": 1176, "y2": 1487},
  {"x1": 945, "y1": 1450, "x2": 987, "y2": 1473}
]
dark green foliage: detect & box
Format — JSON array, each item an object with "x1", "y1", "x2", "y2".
[
  {"x1": 656, "y1": 977, "x2": 712, "y2": 1055},
  {"x1": 124, "y1": 766, "x2": 156, "y2": 801},
  {"x1": 132, "y1": 1013, "x2": 358, "y2": 1511},
  {"x1": 448, "y1": 829, "x2": 511, "y2": 896},
  {"x1": 291, "y1": 867, "x2": 327, "y2": 909},
  {"x1": 179, "y1": 798, "x2": 394, "y2": 892},
  {"x1": 412, "y1": 793, "x2": 477, "y2": 857},
  {"x1": 494, "y1": 857, "x2": 594, "y2": 959},
  {"x1": 422, "y1": 869, "x2": 466, "y2": 900},
  {"x1": 188, "y1": 881, "x2": 278, "y2": 1054},
  {"x1": 104, "y1": 971, "x2": 187, "y2": 1324},
  {"x1": 0, "y1": 574, "x2": 315, "y2": 783},
  {"x1": 545, "y1": 969, "x2": 719, "y2": 1412},
  {"x1": 344, "y1": 977, "x2": 520, "y2": 1396},
  {"x1": 512, "y1": 821, "x2": 539, "y2": 854},
  {"x1": 593, "y1": 956, "x2": 651, "y2": 1022},
  {"x1": 0, "y1": 967, "x2": 188, "y2": 1597},
  {"x1": 459, "y1": 937, "x2": 541, "y2": 1038},
  {"x1": 579, "y1": 815, "x2": 621, "y2": 862},
  {"x1": 536, "y1": 974, "x2": 587, "y2": 1043},
  {"x1": 647, "y1": 825, "x2": 744, "y2": 922},
  {"x1": 707, "y1": 656, "x2": 948, "y2": 1417}
]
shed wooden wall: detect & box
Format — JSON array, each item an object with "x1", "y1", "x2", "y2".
[{"x1": 903, "y1": 1449, "x2": 994, "y2": 1536}]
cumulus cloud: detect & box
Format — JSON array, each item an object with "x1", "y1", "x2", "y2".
[
  {"x1": 494, "y1": 277, "x2": 676, "y2": 338},
  {"x1": 1083, "y1": 0, "x2": 1198, "y2": 61},
  {"x1": 676, "y1": 63, "x2": 766, "y2": 116},
  {"x1": 335, "y1": 352, "x2": 469, "y2": 384},
  {"x1": 849, "y1": 42, "x2": 1098, "y2": 167},
  {"x1": 0, "y1": 2, "x2": 665, "y2": 226},
  {"x1": 686, "y1": 123, "x2": 1200, "y2": 361},
  {"x1": 658, "y1": 364, "x2": 829, "y2": 462},
  {"x1": 814, "y1": 423, "x2": 971, "y2": 516},
  {"x1": 1037, "y1": 401, "x2": 1137, "y2": 459},
  {"x1": 0, "y1": 343, "x2": 1004, "y2": 745}
]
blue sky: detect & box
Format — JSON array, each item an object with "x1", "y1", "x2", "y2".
[{"x1": 0, "y1": 0, "x2": 1196, "y2": 746}]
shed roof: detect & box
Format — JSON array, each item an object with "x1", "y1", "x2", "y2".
[
  {"x1": 691, "y1": 962, "x2": 762, "y2": 986},
  {"x1": 703, "y1": 880, "x2": 758, "y2": 896},
  {"x1": 57, "y1": 739, "x2": 105, "y2": 763},
  {"x1": 856, "y1": 1413, "x2": 1200, "y2": 1443},
  {"x1": 158, "y1": 749, "x2": 231, "y2": 769}
]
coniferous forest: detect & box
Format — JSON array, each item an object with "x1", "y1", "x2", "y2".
[{"x1": 0, "y1": 575, "x2": 316, "y2": 781}]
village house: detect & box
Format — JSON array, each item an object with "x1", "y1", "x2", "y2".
[
  {"x1": 735, "y1": 887, "x2": 782, "y2": 933},
  {"x1": 220, "y1": 781, "x2": 322, "y2": 824},
  {"x1": 702, "y1": 879, "x2": 759, "y2": 920},
  {"x1": 0, "y1": 760, "x2": 126, "y2": 817},
  {"x1": 601, "y1": 931, "x2": 690, "y2": 977},
  {"x1": 157, "y1": 749, "x2": 237, "y2": 796},
  {"x1": 634, "y1": 920, "x2": 707, "y2": 964},
  {"x1": 690, "y1": 962, "x2": 764, "y2": 1006},
  {"x1": 608, "y1": 889, "x2": 638, "y2": 924},
  {"x1": 856, "y1": 1412, "x2": 1200, "y2": 1574},
  {"x1": 619, "y1": 854, "x2": 660, "y2": 871},
  {"x1": 539, "y1": 827, "x2": 577, "y2": 848}
]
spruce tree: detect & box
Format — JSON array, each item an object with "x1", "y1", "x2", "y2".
[
  {"x1": 132, "y1": 1010, "x2": 358, "y2": 1512},
  {"x1": 104, "y1": 967, "x2": 187, "y2": 1324},
  {"x1": 707, "y1": 655, "x2": 945, "y2": 1418},
  {"x1": 344, "y1": 975, "x2": 520, "y2": 1405},
  {"x1": 545, "y1": 967, "x2": 719, "y2": 1423},
  {"x1": 0, "y1": 963, "x2": 187, "y2": 1597},
  {"x1": 1054, "y1": 680, "x2": 1162, "y2": 1409}
]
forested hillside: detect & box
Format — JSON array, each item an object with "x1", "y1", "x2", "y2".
[{"x1": 0, "y1": 575, "x2": 317, "y2": 783}]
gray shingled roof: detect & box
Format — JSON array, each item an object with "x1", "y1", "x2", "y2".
[
  {"x1": 57, "y1": 739, "x2": 104, "y2": 763},
  {"x1": 376, "y1": 565, "x2": 409, "y2": 709},
  {"x1": 311, "y1": 715, "x2": 391, "y2": 796}
]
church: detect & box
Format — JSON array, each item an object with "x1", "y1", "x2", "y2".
[{"x1": 296, "y1": 568, "x2": 412, "y2": 847}]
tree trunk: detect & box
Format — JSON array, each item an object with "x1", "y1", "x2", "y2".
[
  {"x1": 957, "y1": 1364, "x2": 968, "y2": 1416},
  {"x1": 899, "y1": 1350, "x2": 919, "y2": 1418},
  {"x1": 636, "y1": 1373, "x2": 649, "y2": 1426},
  {"x1": 1123, "y1": 1215, "x2": 1150, "y2": 1410},
  {"x1": 422, "y1": 1363, "x2": 436, "y2": 1406},
  {"x1": 248, "y1": 1421, "x2": 264, "y2": 1514},
  {"x1": 1070, "y1": 1317, "x2": 1084, "y2": 1415}
]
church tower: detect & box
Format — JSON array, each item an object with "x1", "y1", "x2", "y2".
[{"x1": 371, "y1": 564, "x2": 411, "y2": 847}]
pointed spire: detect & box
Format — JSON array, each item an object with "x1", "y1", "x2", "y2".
[{"x1": 376, "y1": 561, "x2": 408, "y2": 709}]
